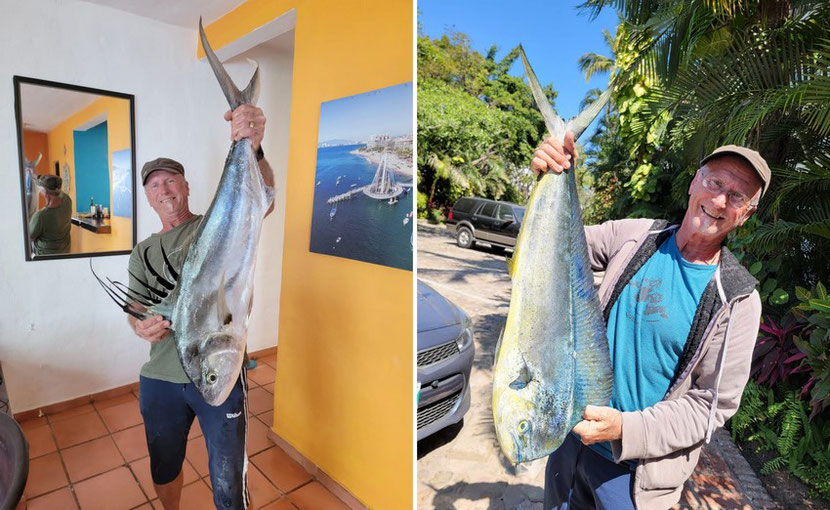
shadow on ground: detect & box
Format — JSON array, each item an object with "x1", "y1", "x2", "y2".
[{"x1": 426, "y1": 481, "x2": 544, "y2": 510}]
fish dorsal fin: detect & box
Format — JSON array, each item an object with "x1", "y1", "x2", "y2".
[
  {"x1": 198, "y1": 18, "x2": 259, "y2": 109},
  {"x1": 217, "y1": 273, "x2": 232, "y2": 325}
]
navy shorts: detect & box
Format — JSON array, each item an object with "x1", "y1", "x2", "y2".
[
  {"x1": 544, "y1": 433, "x2": 635, "y2": 510},
  {"x1": 139, "y1": 372, "x2": 250, "y2": 509}
]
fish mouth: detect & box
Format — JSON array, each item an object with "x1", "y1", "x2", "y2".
[
  {"x1": 701, "y1": 205, "x2": 724, "y2": 220},
  {"x1": 510, "y1": 431, "x2": 523, "y2": 464}
]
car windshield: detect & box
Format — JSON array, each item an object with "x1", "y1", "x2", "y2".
[{"x1": 513, "y1": 207, "x2": 525, "y2": 222}]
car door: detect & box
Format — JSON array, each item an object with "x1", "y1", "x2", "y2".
[
  {"x1": 490, "y1": 204, "x2": 520, "y2": 247},
  {"x1": 472, "y1": 201, "x2": 498, "y2": 242}
]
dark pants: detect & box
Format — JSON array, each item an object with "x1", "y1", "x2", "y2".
[
  {"x1": 139, "y1": 372, "x2": 249, "y2": 509},
  {"x1": 544, "y1": 434, "x2": 636, "y2": 510}
]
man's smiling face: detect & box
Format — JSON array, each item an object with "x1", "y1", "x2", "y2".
[
  {"x1": 686, "y1": 155, "x2": 763, "y2": 241},
  {"x1": 144, "y1": 170, "x2": 190, "y2": 221}
]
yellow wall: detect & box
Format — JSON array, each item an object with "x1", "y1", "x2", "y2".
[
  {"x1": 22, "y1": 129, "x2": 50, "y2": 208},
  {"x1": 207, "y1": 2, "x2": 412, "y2": 508},
  {"x1": 47, "y1": 96, "x2": 131, "y2": 214}
]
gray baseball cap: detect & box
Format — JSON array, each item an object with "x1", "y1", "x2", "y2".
[
  {"x1": 141, "y1": 157, "x2": 185, "y2": 185},
  {"x1": 700, "y1": 145, "x2": 771, "y2": 198}
]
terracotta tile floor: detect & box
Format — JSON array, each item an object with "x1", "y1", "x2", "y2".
[{"x1": 18, "y1": 355, "x2": 350, "y2": 509}]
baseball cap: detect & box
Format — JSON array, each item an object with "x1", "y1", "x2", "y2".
[
  {"x1": 141, "y1": 157, "x2": 185, "y2": 185},
  {"x1": 700, "y1": 145, "x2": 771, "y2": 198},
  {"x1": 38, "y1": 174, "x2": 62, "y2": 195}
]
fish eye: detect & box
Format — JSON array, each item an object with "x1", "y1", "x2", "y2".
[
  {"x1": 206, "y1": 372, "x2": 218, "y2": 385},
  {"x1": 518, "y1": 420, "x2": 530, "y2": 434}
]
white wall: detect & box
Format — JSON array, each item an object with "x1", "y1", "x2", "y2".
[{"x1": 0, "y1": 0, "x2": 291, "y2": 412}]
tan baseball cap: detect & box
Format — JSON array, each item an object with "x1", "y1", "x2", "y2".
[
  {"x1": 141, "y1": 157, "x2": 185, "y2": 185},
  {"x1": 700, "y1": 145, "x2": 771, "y2": 198}
]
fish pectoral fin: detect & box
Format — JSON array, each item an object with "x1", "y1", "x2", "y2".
[
  {"x1": 508, "y1": 360, "x2": 533, "y2": 390},
  {"x1": 217, "y1": 273, "x2": 232, "y2": 326}
]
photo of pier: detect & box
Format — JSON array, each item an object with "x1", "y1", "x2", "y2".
[{"x1": 309, "y1": 82, "x2": 413, "y2": 271}]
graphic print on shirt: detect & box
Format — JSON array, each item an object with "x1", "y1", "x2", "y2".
[{"x1": 625, "y1": 277, "x2": 669, "y2": 322}]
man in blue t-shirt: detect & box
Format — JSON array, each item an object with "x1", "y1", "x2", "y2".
[{"x1": 531, "y1": 133, "x2": 768, "y2": 508}]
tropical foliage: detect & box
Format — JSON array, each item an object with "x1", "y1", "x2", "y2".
[
  {"x1": 578, "y1": 0, "x2": 830, "y2": 288},
  {"x1": 417, "y1": 32, "x2": 556, "y2": 218}
]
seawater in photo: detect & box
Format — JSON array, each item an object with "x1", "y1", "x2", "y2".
[{"x1": 309, "y1": 144, "x2": 413, "y2": 271}]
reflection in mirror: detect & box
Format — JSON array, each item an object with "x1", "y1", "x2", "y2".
[{"x1": 14, "y1": 76, "x2": 136, "y2": 261}]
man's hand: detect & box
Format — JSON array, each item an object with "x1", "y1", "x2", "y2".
[
  {"x1": 531, "y1": 131, "x2": 578, "y2": 176},
  {"x1": 131, "y1": 314, "x2": 171, "y2": 343},
  {"x1": 225, "y1": 105, "x2": 266, "y2": 151},
  {"x1": 572, "y1": 405, "x2": 622, "y2": 445}
]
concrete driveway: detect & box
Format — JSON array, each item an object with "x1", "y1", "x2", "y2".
[{"x1": 417, "y1": 220, "x2": 546, "y2": 510}]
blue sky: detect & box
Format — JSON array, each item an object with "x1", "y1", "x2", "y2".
[
  {"x1": 418, "y1": 0, "x2": 619, "y2": 138},
  {"x1": 318, "y1": 82, "x2": 413, "y2": 143}
]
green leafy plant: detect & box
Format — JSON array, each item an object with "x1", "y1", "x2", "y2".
[
  {"x1": 792, "y1": 282, "x2": 830, "y2": 418},
  {"x1": 731, "y1": 380, "x2": 830, "y2": 498}
]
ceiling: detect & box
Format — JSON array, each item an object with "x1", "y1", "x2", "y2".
[
  {"x1": 77, "y1": 0, "x2": 245, "y2": 28},
  {"x1": 20, "y1": 84, "x2": 104, "y2": 132}
]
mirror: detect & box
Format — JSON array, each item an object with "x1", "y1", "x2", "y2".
[{"x1": 14, "y1": 76, "x2": 136, "y2": 261}]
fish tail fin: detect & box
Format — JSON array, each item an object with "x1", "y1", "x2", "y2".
[
  {"x1": 198, "y1": 17, "x2": 260, "y2": 109},
  {"x1": 518, "y1": 45, "x2": 566, "y2": 140},
  {"x1": 565, "y1": 88, "x2": 613, "y2": 141}
]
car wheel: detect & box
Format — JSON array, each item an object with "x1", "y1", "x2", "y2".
[{"x1": 456, "y1": 227, "x2": 475, "y2": 249}]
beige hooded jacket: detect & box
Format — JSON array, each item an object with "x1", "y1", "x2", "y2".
[{"x1": 585, "y1": 218, "x2": 762, "y2": 509}]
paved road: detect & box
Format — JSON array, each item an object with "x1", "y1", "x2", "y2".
[
  {"x1": 417, "y1": 220, "x2": 546, "y2": 510},
  {"x1": 416, "y1": 220, "x2": 778, "y2": 510}
]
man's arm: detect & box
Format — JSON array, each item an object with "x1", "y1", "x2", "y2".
[
  {"x1": 28, "y1": 212, "x2": 43, "y2": 241},
  {"x1": 127, "y1": 250, "x2": 170, "y2": 342},
  {"x1": 225, "y1": 104, "x2": 275, "y2": 218},
  {"x1": 614, "y1": 292, "x2": 762, "y2": 460}
]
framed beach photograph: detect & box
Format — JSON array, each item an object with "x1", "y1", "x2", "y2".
[{"x1": 309, "y1": 81, "x2": 414, "y2": 271}]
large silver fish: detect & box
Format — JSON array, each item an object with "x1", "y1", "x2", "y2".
[
  {"x1": 23, "y1": 153, "x2": 42, "y2": 221},
  {"x1": 94, "y1": 19, "x2": 274, "y2": 406},
  {"x1": 491, "y1": 46, "x2": 613, "y2": 464}
]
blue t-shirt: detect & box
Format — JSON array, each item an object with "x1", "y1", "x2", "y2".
[{"x1": 590, "y1": 231, "x2": 717, "y2": 466}]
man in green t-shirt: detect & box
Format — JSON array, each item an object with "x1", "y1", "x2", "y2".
[
  {"x1": 127, "y1": 105, "x2": 274, "y2": 510},
  {"x1": 29, "y1": 174, "x2": 72, "y2": 255}
]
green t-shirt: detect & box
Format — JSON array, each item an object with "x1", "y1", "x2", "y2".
[
  {"x1": 29, "y1": 192, "x2": 72, "y2": 255},
  {"x1": 128, "y1": 215, "x2": 202, "y2": 383}
]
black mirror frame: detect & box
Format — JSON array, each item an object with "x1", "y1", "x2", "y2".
[{"x1": 14, "y1": 75, "x2": 137, "y2": 261}]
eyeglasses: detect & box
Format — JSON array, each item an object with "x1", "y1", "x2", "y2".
[{"x1": 699, "y1": 173, "x2": 757, "y2": 209}]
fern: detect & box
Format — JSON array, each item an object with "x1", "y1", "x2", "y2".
[{"x1": 731, "y1": 381, "x2": 830, "y2": 498}]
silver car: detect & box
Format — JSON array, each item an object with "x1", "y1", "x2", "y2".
[{"x1": 417, "y1": 280, "x2": 474, "y2": 440}]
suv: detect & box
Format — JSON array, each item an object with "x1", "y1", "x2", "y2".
[
  {"x1": 417, "y1": 280, "x2": 474, "y2": 440},
  {"x1": 446, "y1": 197, "x2": 525, "y2": 250}
]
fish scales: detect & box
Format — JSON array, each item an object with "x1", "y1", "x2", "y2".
[
  {"x1": 90, "y1": 19, "x2": 273, "y2": 407},
  {"x1": 492, "y1": 46, "x2": 613, "y2": 464},
  {"x1": 158, "y1": 20, "x2": 273, "y2": 406}
]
